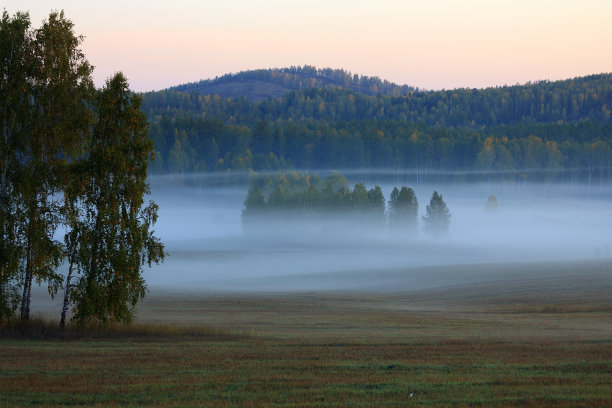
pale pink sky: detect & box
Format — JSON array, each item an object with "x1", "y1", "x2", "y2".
[{"x1": 5, "y1": 0, "x2": 612, "y2": 92}]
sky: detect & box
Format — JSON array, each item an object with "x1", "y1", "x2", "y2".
[{"x1": 4, "y1": 0, "x2": 612, "y2": 92}]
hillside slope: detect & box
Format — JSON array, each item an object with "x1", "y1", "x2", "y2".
[
  {"x1": 168, "y1": 66, "x2": 414, "y2": 100},
  {"x1": 141, "y1": 69, "x2": 612, "y2": 181}
]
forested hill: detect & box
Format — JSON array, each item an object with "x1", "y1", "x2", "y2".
[
  {"x1": 141, "y1": 70, "x2": 612, "y2": 183},
  {"x1": 166, "y1": 66, "x2": 414, "y2": 100}
]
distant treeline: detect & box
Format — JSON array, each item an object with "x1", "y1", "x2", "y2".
[
  {"x1": 142, "y1": 68, "x2": 612, "y2": 184},
  {"x1": 242, "y1": 171, "x2": 450, "y2": 236}
]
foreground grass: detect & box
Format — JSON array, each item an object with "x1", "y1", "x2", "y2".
[
  {"x1": 2, "y1": 261, "x2": 612, "y2": 407},
  {"x1": 2, "y1": 333, "x2": 610, "y2": 407}
]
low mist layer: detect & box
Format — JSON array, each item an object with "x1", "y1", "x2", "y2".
[{"x1": 145, "y1": 175, "x2": 612, "y2": 292}]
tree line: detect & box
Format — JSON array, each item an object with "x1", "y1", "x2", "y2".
[
  {"x1": 0, "y1": 11, "x2": 164, "y2": 327},
  {"x1": 242, "y1": 171, "x2": 451, "y2": 237},
  {"x1": 141, "y1": 71, "x2": 612, "y2": 184}
]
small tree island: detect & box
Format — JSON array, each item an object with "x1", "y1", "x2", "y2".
[{"x1": 242, "y1": 171, "x2": 453, "y2": 239}]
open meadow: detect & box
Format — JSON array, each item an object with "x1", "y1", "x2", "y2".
[
  {"x1": 3, "y1": 3, "x2": 612, "y2": 405},
  {"x1": 2, "y1": 258, "x2": 611, "y2": 407},
  {"x1": 3, "y1": 177, "x2": 612, "y2": 406}
]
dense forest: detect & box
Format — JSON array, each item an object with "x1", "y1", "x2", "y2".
[{"x1": 141, "y1": 67, "x2": 612, "y2": 184}]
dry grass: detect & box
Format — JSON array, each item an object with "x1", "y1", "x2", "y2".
[
  {"x1": 0, "y1": 317, "x2": 246, "y2": 341},
  {"x1": 1, "y1": 259, "x2": 612, "y2": 407},
  {"x1": 3, "y1": 337, "x2": 611, "y2": 407}
]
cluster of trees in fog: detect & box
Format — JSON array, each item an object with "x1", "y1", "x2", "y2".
[
  {"x1": 142, "y1": 69, "x2": 612, "y2": 184},
  {"x1": 242, "y1": 171, "x2": 451, "y2": 237},
  {"x1": 0, "y1": 11, "x2": 164, "y2": 326}
]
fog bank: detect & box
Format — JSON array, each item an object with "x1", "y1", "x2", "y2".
[{"x1": 141, "y1": 175, "x2": 612, "y2": 292}]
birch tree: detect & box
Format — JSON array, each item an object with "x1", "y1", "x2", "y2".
[
  {"x1": 0, "y1": 11, "x2": 32, "y2": 321},
  {"x1": 0, "y1": 10, "x2": 94, "y2": 320},
  {"x1": 66, "y1": 73, "x2": 165, "y2": 326},
  {"x1": 1, "y1": 10, "x2": 164, "y2": 326}
]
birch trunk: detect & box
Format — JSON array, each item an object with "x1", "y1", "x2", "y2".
[
  {"x1": 60, "y1": 262, "x2": 74, "y2": 329},
  {"x1": 20, "y1": 246, "x2": 33, "y2": 320}
]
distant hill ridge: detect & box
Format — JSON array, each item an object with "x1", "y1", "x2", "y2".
[
  {"x1": 142, "y1": 68, "x2": 612, "y2": 179},
  {"x1": 168, "y1": 65, "x2": 415, "y2": 100}
]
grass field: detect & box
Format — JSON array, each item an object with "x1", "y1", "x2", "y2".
[{"x1": 2, "y1": 259, "x2": 612, "y2": 407}]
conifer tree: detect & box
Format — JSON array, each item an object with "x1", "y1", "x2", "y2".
[{"x1": 423, "y1": 191, "x2": 451, "y2": 237}]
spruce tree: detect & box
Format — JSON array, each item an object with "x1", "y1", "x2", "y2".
[{"x1": 423, "y1": 191, "x2": 451, "y2": 237}]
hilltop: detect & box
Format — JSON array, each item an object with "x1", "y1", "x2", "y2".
[{"x1": 168, "y1": 66, "x2": 415, "y2": 100}]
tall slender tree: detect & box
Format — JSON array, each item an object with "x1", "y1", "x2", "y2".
[
  {"x1": 1, "y1": 10, "x2": 164, "y2": 326},
  {"x1": 67, "y1": 73, "x2": 165, "y2": 326},
  {"x1": 0, "y1": 11, "x2": 33, "y2": 321},
  {"x1": 0, "y1": 10, "x2": 94, "y2": 320},
  {"x1": 423, "y1": 191, "x2": 451, "y2": 237}
]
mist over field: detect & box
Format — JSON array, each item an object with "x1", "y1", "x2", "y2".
[{"x1": 142, "y1": 171, "x2": 612, "y2": 292}]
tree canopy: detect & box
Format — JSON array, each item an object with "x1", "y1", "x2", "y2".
[
  {"x1": 1, "y1": 10, "x2": 94, "y2": 321},
  {"x1": 0, "y1": 10, "x2": 164, "y2": 326}
]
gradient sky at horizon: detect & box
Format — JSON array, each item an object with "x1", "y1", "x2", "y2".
[{"x1": 5, "y1": 1, "x2": 611, "y2": 92}]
